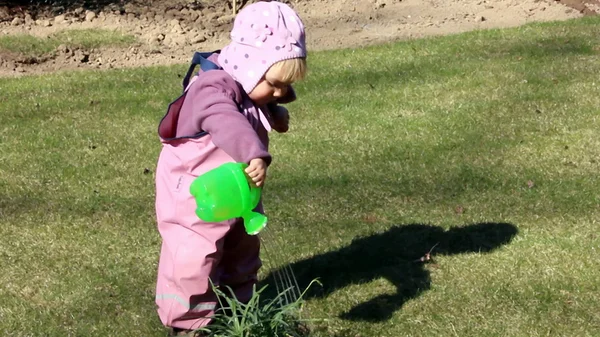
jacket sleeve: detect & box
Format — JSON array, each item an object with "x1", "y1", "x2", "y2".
[{"x1": 189, "y1": 70, "x2": 272, "y2": 165}]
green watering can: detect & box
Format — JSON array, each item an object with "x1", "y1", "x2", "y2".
[{"x1": 189, "y1": 162, "x2": 267, "y2": 235}]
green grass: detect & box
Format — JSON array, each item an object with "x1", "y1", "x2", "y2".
[
  {"x1": 1, "y1": 16, "x2": 599, "y2": 337},
  {"x1": 0, "y1": 28, "x2": 136, "y2": 57}
]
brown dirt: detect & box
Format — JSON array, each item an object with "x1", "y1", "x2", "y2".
[{"x1": 0, "y1": 0, "x2": 598, "y2": 77}]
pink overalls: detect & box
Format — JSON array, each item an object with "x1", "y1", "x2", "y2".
[{"x1": 154, "y1": 61, "x2": 272, "y2": 330}]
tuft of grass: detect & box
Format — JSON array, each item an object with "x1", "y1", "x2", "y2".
[
  {"x1": 0, "y1": 28, "x2": 136, "y2": 58},
  {"x1": 198, "y1": 281, "x2": 319, "y2": 337}
]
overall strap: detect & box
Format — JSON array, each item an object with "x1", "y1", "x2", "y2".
[{"x1": 182, "y1": 51, "x2": 222, "y2": 91}]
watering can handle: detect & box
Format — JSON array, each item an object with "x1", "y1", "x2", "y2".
[
  {"x1": 242, "y1": 163, "x2": 266, "y2": 235},
  {"x1": 238, "y1": 162, "x2": 262, "y2": 206},
  {"x1": 249, "y1": 183, "x2": 262, "y2": 205}
]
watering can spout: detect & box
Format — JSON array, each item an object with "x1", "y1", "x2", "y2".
[{"x1": 242, "y1": 211, "x2": 268, "y2": 235}]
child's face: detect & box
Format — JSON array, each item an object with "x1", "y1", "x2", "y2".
[{"x1": 248, "y1": 66, "x2": 291, "y2": 106}]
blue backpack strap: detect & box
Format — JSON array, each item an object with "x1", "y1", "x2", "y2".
[{"x1": 182, "y1": 50, "x2": 222, "y2": 91}]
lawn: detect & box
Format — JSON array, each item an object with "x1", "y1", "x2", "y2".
[
  {"x1": 0, "y1": 17, "x2": 599, "y2": 337},
  {"x1": 0, "y1": 28, "x2": 136, "y2": 58}
]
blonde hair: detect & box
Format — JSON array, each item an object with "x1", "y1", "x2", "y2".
[{"x1": 269, "y1": 57, "x2": 307, "y2": 84}]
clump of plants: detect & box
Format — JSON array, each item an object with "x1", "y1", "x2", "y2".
[{"x1": 197, "y1": 281, "x2": 319, "y2": 337}]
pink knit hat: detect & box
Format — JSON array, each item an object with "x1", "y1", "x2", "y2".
[{"x1": 217, "y1": 1, "x2": 307, "y2": 94}]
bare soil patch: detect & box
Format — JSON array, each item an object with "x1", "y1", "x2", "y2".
[{"x1": 0, "y1": 0, "x2": 598, "y2": 77}]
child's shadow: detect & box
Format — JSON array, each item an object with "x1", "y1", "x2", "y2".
[{"x1": 261, "y1": 222, "x2": 518, "y2": 322}]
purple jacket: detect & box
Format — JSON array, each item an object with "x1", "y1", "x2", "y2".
[{"x1": 158, "y1": 55, "x2": 275, "y2": 165}]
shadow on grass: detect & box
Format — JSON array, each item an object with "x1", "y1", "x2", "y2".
[{"x1": 261, "y1": 222, "x2": 518, "y2": 322}]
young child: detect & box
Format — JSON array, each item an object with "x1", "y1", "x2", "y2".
[{"x1": 154, "y1": 1, "x2": 307, "y2": 336}]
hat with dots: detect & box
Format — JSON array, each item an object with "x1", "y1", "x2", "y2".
[{"x1": 217, "y1": 1, "x2": 306, "y2": 94}]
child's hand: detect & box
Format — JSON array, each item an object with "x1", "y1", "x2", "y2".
[
  {"x1": 245, "y1": 158, "x2": 267, "y2": 187},
  {"x1": 270, "y1": 105, "x2": 290, "y2": 133}
]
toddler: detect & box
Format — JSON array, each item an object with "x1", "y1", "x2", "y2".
[{"x1": 154, "y1": 1, "x2": 307, "y2": 336}]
